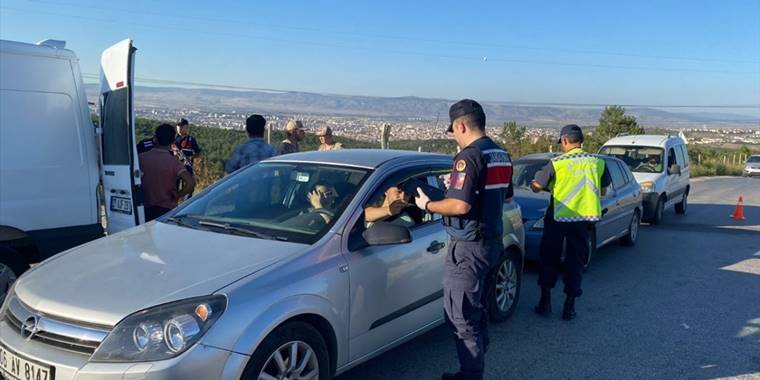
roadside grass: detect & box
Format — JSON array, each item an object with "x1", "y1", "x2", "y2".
[{"x1": 691, "y1": 162, "x2": 744, "y2": 177}]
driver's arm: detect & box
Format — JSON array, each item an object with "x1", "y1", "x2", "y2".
[{"x1": 365, "y1": 205, "x2": 391, "y2": 223}]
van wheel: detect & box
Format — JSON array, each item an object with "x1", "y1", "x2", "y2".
[
  {"x1": 649, "y1": 197, "x2": 665, "y2": 225},
  {"x1": 489, "y1": 251, "x2": 521, "y2": 323},
  {"x1": 675, "y1": 193, "x2": 688, "y2": 214},
  {"x1": 241, "y1": 321, "x2": 330, "y2": 380},
  {"x1": 620, "y1": 210, "x2": 640, "y2": 246}
]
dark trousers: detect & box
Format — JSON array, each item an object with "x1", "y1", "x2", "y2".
[
  {"x1": 443, "y1": 239, "x2": 498, "y2": 380},
  {"x1": 145, "y1": 206, "x2": 171, "y2": 222},
  {"x1": 537, "y1": 218, "x2": 590, "y2": 297}
]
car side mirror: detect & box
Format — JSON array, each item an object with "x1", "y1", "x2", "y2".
[
  {"x1": 669, "y1": 164, "x2": 681, "y2": 175},
  {"x1": 362, "y1": 222, "x2": 412, "y2": 246}
]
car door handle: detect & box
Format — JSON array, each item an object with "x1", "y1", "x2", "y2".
[
  {"x1": 427, "y1": 241, "x2": 445, "y2": 253},
  {"x1": 602, "y1": 208, "x2": 609, "y2": 216}
]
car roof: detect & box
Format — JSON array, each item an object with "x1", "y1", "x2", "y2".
[
  {"x1": 266, "y1": 149, "x2": 452, "y2": 169},
  {"x1": 602, "y1": 134, "x2": 684, "y2": 148},
  {"x1": 515, "y1": 153, "x2": 558, "y2": 162}
]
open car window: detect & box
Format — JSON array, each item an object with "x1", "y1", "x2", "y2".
[{"x1": 167, "y1": 162, "x2": 370, "y2": 244}]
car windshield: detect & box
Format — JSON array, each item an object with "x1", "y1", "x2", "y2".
[
  {"x1": 599, "y1": 146, "x2": 665, "y2": 173},
  {"x1": 747, "y1": 156, "x2": 760, "y2": 163},
  {"x1": 166, "y1": 162, "x2": 371, "y2": 244},
  {"x1": 512, "y1": 159, "x2": 549, "y2": 188}
]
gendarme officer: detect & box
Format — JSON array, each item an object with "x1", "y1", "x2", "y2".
[
  {"x1": 415, "y1": 99, "x2": 513, "y2": 380},
  {"x1": 530, "y1": 124, "x2": 606, "y2": 320}
]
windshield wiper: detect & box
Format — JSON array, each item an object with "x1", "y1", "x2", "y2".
[
  {"x1": 197, "y1": 220, "x2": 279, "y2": 240},
  {"x1": 164, "y1": 215, "x2": 195, "y2": 228}
]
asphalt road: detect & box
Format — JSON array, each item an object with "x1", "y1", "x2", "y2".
[{"x1": 338, "y1": 176, "x2": 760, "y2": 380}]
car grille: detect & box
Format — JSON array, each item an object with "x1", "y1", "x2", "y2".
[{"x1": 3, "y1": 294, "x2": 110, "y2": 355}]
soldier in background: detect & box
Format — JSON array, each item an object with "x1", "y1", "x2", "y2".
[
  {"x1": 278, "y1": 120, "x2": 305, "y2": 155},
  {"x1": 317, "y1": 127, "x2": 343, "y2": 151}
]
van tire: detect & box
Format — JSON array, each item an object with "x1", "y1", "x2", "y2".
[
  {"x1": 649, "y1": 197, "x2": 665, "y2": 225},
  {"x1": 675, "y1": 193, "x2": 688, "y2": 214}
]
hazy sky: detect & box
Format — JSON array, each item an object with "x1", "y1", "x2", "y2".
[{"x1": 1, "y1": 0, "x2": 759, "y2": 113}]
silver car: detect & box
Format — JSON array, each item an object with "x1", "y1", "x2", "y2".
[{"x1": 0, "y1": 150, "x2": 524, "y2": 380}]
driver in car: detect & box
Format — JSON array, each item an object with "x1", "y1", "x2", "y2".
[
  {"x1": 364, "y1": 185, "x2": 415, "y2": 227},
  {"x1": 306, "y1": 182, "x2": 339, "y2": 224},
  {"x1": 636, "y1": 156, "x2": 661, "y2": 172}
]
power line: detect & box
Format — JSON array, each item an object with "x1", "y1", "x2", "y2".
[
  {"x1": 4, "y1": 6, "x2": 759, "y2": 76},
  {"x1": 27, "y1": 0, "x2": 760, "y2": 65},
  {"x1": 81, "y1": 73, "x2": 760, "y2": 110}
]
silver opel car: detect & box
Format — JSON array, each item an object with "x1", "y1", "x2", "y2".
[{"x1": 0, "y1": 150, "x2": 524, "y2": 380}]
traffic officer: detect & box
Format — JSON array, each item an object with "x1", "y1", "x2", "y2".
[
  {"x1": 530, "y1": 124, "x2": 605, "y2": 320},
  {"x1": 415, "y1": 99, "x2": 513, "y2": 380}
]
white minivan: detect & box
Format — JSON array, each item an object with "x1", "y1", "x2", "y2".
[
  {"x1": 0, "y1": 38, "x2": 144, "y2": 291},
  {"x1": 599, "y1": 135, "x2": 690, "y2": 224}
]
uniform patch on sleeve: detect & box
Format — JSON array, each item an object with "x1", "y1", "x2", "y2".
[
  {"x1": 451, "y1": 172, "x2": 467, "y2": 190},
  {"x1": 455, "y1": 159, "x2": 467, "y2": 172}
]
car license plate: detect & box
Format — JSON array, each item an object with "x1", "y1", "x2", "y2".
[
  {"x1": 110, "y1": 196, "x2": 132, "y2": 215},
  {"x1": 0, "y1": 343, "x2": 54, "y2": 380}
]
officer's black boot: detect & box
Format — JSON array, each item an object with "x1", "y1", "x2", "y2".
[
  {"x1": 562, "y1": 296, "x2": 576, "y2": 321},
  {"x1": 534, "y1": 287, "x2": 552, "y2": 316},
  {"x1": 441, "y1": 372, "x2": 466, "y2": 380}
]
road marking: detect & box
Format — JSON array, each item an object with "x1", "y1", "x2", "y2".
[{"x1": 720, "y1": 258, "x2": 760, "y2": 276}]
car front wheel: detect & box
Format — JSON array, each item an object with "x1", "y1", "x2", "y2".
[
  {"x1": 241, "y1": 321, "x2": 330, "y2": 380},
  {"x1": 488, "y1": 251, "x2": 521, "y2": 323}
]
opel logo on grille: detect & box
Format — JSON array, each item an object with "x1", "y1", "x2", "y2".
[{"x1": 21, "y1": 315, "x2": 41, "y2": 341}]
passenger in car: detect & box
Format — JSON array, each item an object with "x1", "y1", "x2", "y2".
[{"x1": 364, "y1": 185, "x2": 415, "y2": 227}]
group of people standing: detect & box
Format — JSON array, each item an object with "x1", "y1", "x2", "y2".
[
  {"x1": 225, "y1": 115, "x2": 343, "y2": 173},
  {"x1": 137, "y1": 115, "x2": 344, "y2": 222}
]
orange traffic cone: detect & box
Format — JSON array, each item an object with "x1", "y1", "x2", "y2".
[{"x1": 730, "y1": 195, "x2": 746, "y2": 220}]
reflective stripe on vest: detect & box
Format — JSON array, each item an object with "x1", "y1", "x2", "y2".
[{"x1": 550, "y1": 148, "x2": 604, "y2": 222}]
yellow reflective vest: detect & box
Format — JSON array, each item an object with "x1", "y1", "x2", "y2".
[{"x1": 549, "y1": 147, "x2": 605, "y2": 222}]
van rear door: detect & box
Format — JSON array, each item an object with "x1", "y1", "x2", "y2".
[{"x1": 99, "y1": 39, "x2": 143, "y2": 233}]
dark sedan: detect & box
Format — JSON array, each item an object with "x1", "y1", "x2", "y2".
[{"x1": 512, "y1": 153, "x2": 643, "y2": 268}]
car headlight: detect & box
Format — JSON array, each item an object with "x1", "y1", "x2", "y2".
[
  {"x1": 532, "y1": 218, "x2": 544, "y2": 229},
  {"x1": 639, "y1": 181, "x2": 655, "y2": 193},
  {"x1": 91, "y1": 295, "x2": 227, "y2": 362}
]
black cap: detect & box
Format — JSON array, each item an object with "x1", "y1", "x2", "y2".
[
  {"x1": 177, "y1": 118, "x2": 189, "y2": 127},
  {"x1": 557, "y1": 124, "x2": 584, "y2": 143},
  {"x1": 447, "y1": 99, "x2": 485, "y2": 133}
]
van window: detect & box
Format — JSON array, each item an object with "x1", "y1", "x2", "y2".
[
  {"x1": 677, "y1": 145, "x2": 689, "y2": 168},
  {"x1": 667, "y1": 148, "x2": 678, "y2": 172},
  {"x1": 101, "y1": 88, "x2": 130, "y2": 165}
]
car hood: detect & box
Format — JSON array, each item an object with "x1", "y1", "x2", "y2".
[
  {"x1": 14, "y1": 222, "x2": 309, "y2": 326},
  {"x1": 513, "y1": 189, "x2": 549, "y2": 220}
]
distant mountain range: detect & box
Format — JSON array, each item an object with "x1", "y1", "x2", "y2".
[{"x1": 85, "y1": 84, "x2": 759, "y2": 128}]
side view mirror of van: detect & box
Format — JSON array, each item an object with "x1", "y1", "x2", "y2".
[
  {"x1": 362, "y1": 222, "x2": 412, "y2": 246},
  {"x1": 669, "y1": 164, "x2": 681, "y2": 175}
]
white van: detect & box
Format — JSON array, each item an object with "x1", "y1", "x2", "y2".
[
  {"x1": 599, "y1": 135, "x2": 690, "y2": 224},
  {"x1": 0, "y1": 38, "x2": 143, "y2": 286}
]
